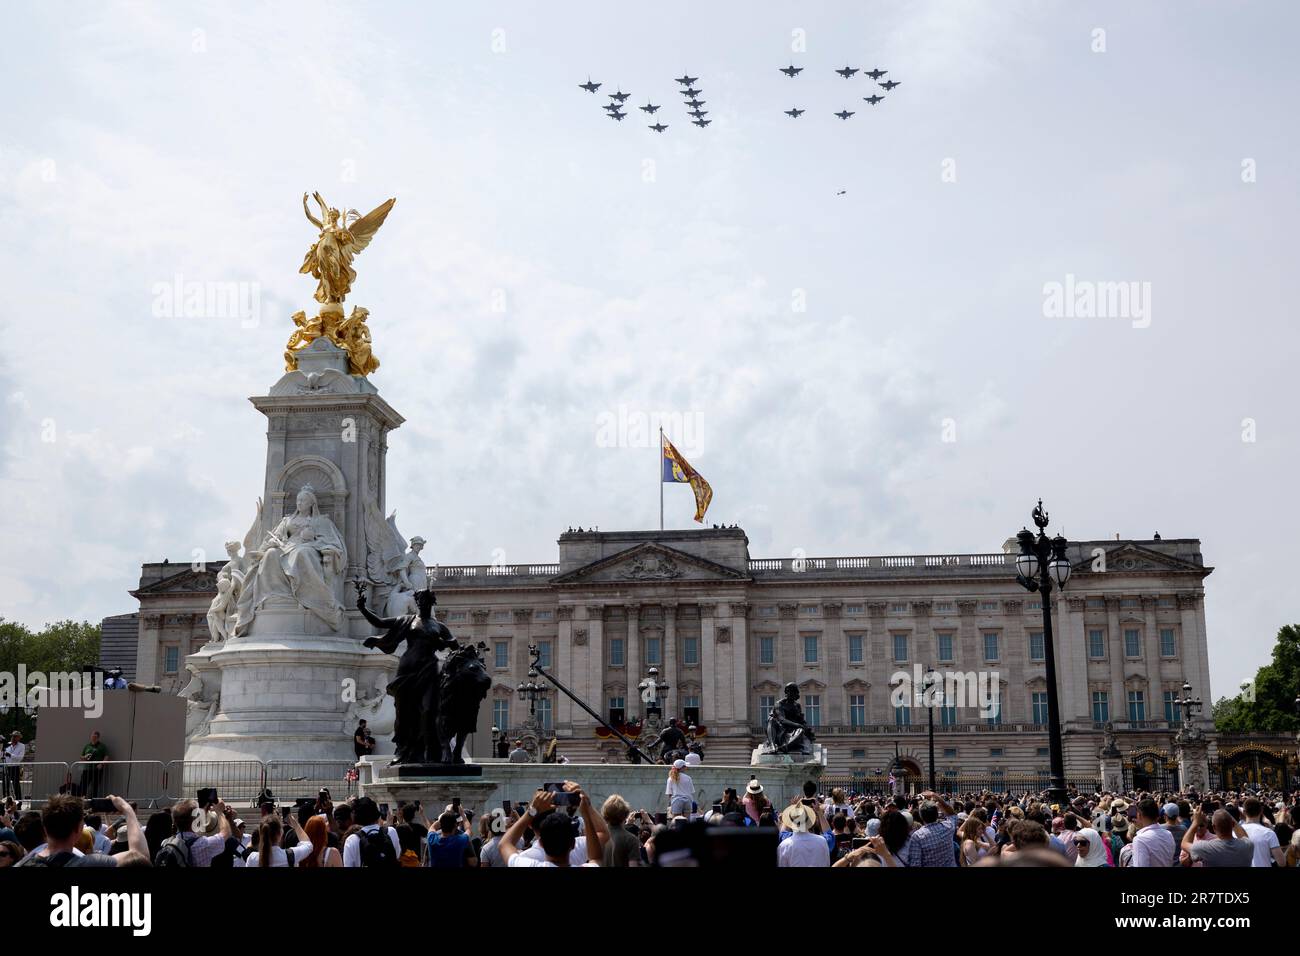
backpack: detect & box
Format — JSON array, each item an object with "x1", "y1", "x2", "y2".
[
  {"x1": 399, "y1": 849, "x2": 421, "y2": 868},
  {"x1": 360, "y1": 825, "x2": 398, "y2": 868},
  {"x1": 18, "y1": 850, "x2": 79, "y2": 868},
  {"x1": 154, "y1": 833, "x2": 195, "y2": 868}
]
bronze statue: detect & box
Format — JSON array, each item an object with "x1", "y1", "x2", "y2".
[
  {"x1": 357, "y1": 585, "x2": 459, "y2": 764},
  {"x1": 762, "y1": 682, "x2": 815, "y2": 756},
  {"x1": 436, "y1": 642, "x2": 491, "y2": 764}
]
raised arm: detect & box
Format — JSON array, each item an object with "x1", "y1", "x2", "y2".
[
  {"x1": 499, "y1": 790, "x2": 553, "y2": 865},
  {"x1": 567, "y1": 781, "x2": 609, "y2": 855},
  {"x1": 303, "y1": 193, "x2": 323, "y2": 229},
  {"x1": 110, "y1": 795, "x2": 148, "y2": 859},
  {"x1": 356, "y1": 592, "x2": 399, "y2": 632}
]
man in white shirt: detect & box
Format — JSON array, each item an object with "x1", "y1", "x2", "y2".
[
  {"x1": 777, "y1": 804, "x2": 830, "y2": 867},
  {"x1": 1129, "y1": 798, "x2": 1177, "y2": 867},
  {"x1": 342, "y1": 797, "x2": 402, "y2": 867},
  {"x1": 500, "y1": 783, "x2": 606, "y2": 867},
  {"x1": 3, "y1": 732, "x2": 25, "y2": 804},
  {"x1": 1240, "y1": 797, "x2": 1283, "y2": 867}
]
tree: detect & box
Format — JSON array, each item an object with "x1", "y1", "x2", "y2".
[
  {"x1": 0, "y1": 618, "x2": 102, "y2": 744},
  {"x1": 1213, "y1": 624, "x2": 1300, "y2": 733}
]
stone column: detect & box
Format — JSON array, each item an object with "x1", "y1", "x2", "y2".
[
  {"x1": 867, "y1": 602, "x2": 889, "y2": 721},
  {"x1": 731, "y1": 602, "x2": 751, "y2": 729},
  {"x1": 699, "y1": 602, "x2": 716, "y2": 725},
  {"x1": 626, "y1": 603, "x2": 641, "y2": 699},
  {"x1": 823, "y1": 602, "x2": 845, "y2": 724},
  {"x1": 1175, "y1": 732, "x2": 1210, "y2": 792},
  {"x1": 1062, "y1": 597, "x2": 1090, "y2": 726},
  {"x1": 662, "y1": 603, "x2": 678, "y2": 717},
  {"x1": 584, "y1": 605, "x2": 604, "y2": 732},
  {"x1": 136, "y1": 614, "x2": 162, "y2": 685},
  {"x1": 1141, "y1": 595, "x2": 1162, "y2": 703},
  {"x1": 1106, "y1": 597, "x2": 1126, "y2": 722},
  {"x1": 777, "y1": 603, "x2": 798, "y2": 678},
  {"x1": 1100, "y1": 742, "x2": 1124, "y2": 792},
  {"x1": 956, "y1": 600, "x2": 978, "y2": 669},
  {"x1": 1178, "y1": 592, "x2": 1212, "y2": 718},
  {"x1": 556, "y1": 606, "x2": 575, "y2": 730}
]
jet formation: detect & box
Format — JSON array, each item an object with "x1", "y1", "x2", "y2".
[
  {"x1": 777, "y1": 60, "x2": 903, "y2": 120},
  {"x1": 579, "y1": 72, "x2": 713, "y2": 133}
]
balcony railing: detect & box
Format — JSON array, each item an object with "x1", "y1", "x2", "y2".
[
  {"x1": 748, "y1": 553, "x2": 1014, "y2": 574},
  {"x1": 747, "y1": 722, "x2": 1051, "y2": 736}
]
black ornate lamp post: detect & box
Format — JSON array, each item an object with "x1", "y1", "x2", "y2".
[
  {"x1": 1172, "y1": 681, "x2": 1203, "y2": 729},
  {"x1": 924, "y1": 663, "x2": 937, "y2": 792},
  {"x1": 516, "y1": 666, "x2": 546, "y2": 730},
  {"x1": 1014, "y1": 499, "x2": 1072, "y2": 804}
]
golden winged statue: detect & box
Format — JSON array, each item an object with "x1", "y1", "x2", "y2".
[{"x1": 300, "y1": 192, "x2": 396, "y2": 304}]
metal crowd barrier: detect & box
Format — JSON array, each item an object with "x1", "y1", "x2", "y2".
[
  {"x1": 68, "y1": 760, "x2": 168, "y2": 808},
  {"x1": 264, "y1": 760, "x2": 359, "y2": 803},
  {"x1": 2, "y1": 761, "x2": 71, "y2": 807},
  {"x1": 165, "y1": 760, "x2": 267, "y2": 808}
]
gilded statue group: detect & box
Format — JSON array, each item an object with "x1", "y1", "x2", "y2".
[{"x1": 284, "y1": 191, "x2": 396, "y2": 376}]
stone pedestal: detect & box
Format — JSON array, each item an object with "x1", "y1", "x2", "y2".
[
  {"x1": 1100, "y1": 754, "x2": 1123, "y2": 792},
  {"x1": 750, "y1": 743, "x2": 828, "y2": 769},
  {"x1": 1175, "y1": 732, "x2": 1210, "y2": 792},
  {"x1": 361, "y1": 760, "x2": 498, "y2": 812},
  {"x1": 185, "y1": 340, "x2": 405, "y2": 765}
]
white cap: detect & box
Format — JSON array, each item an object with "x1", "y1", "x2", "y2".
[{"x1": 672, "y1": 758, "x2": 687, "y2": 769}]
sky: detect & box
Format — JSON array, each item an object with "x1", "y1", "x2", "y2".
[{"x1": 1, "y1": 1, "x2": 1297, "y2": 699}]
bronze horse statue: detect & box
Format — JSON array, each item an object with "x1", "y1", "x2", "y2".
[{"x1": 437, "y1": 641, "x2": 492, "y2": 764}]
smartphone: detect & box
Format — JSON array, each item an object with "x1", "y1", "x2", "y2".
[
  {"x1": 801, "y1": 797, "x2": 816, "y2": 807},
  {"x1": 655, "y1": 812, "x2": 668, "y2": 825},
  {"x1": 851, "y1": 837, "x2": 869, "y2": 850},
  {"x1": 835, "y1": 833, "x2": 852, "y2": 846},
  {"x1": 89, "y1": 798, "x2": 115, "y2": 813},
  {"x1": 516, "y1": 802, "x2": 527, "y2": 816},
  {"x1": 280, "y1": 806, "x2": 291, "y2": 821},
  {"x1": 196, "y1": 787, "x2": 218, "y2": 808},
  {"x1": 451, "y1": 797, "x2": 461, "y2": 810},
  {"x1": 712, "y1": 803, "x2": 723, "y2": 815},
  {"x1": 502, "y1": 799, "x2": 513, "y2": 815},
  {"x1": 378, "y1": 803, "x2": 390, "y2": 820}
]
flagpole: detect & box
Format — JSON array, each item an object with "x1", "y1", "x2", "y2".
[{"x1": 659, "y1": 427, "x2": 664, "y2": 532}]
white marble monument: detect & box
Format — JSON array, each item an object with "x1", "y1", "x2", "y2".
[{"x1": 184, "y1": 337, "x2": 411, "y2": 764}]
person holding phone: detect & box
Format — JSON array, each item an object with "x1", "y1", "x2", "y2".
[{"x1": 498, "y1": 783, "x2": 606, "y2": 867}]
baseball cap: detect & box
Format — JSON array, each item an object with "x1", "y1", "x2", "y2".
[
  {"x1": 1162, "y1": 802, "x2": 1179, "y2": 819},
  {"x1": 672, "y1": 758, "x2": 687, "y2": 770}
]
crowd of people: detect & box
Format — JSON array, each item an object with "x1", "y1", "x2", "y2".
[{"x1": 3, "y1": 772, "x2": 1298, "y2": 868}]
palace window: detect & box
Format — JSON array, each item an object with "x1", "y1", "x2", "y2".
[
  {"x1": 804, "y1": 695, "x2": 821, "y2": 727},
  {"x1": 935, "y1": 602, "x2": 954, "y2": 613},
  {"x1": 895, "y1": 705, "x2": 911, "y2": 728},
  {"x1": 803, "y1": 635, "x2": 819, "y2": 664},
  {"x1": 534, "y1": 610, "x2": 553, "y2": 621},
  {"x1": 943, "y1": 747, "x2": 958, "y2": 759},
  {"x1": 1121, "y1": 598, "x2": 1139, "y2": 609},
  {"x1": 985, "y1": 701, "x2": 1002, "y2": 726},
  {"x1": 980, "y1": 601, "x2": 999, "y2": 611},
  {"x1": 801, "y1": 605, "x2": 819, "y2": 616},
  {"x1": 849, "y1": 694, "x2": 866, "y2": 727},
  {"x1": 494, "y1": 641, "x2": 509, "y2": 669},
  {"x1": 1159, "y1": 628, "x2": 1177, "y2": 658},
  {"x1": 645, "y1": 637, "x2": 662, "y2": 666},
  {"x1": 536, "y1": 641, "x2": 552, "y2": 669},
  {"x1": 852, "y1": 749, "x2": 867, "y2": 760},
  {"x1": 683, "y1": 636, "x2": 699, "y2": 666},
  {"x1": 1124, "y1": 629, "x2": 1142, "y2": 658},
  {"x1": 759, "y1": 694, "x2": 775, "y2": 717},
  {"x1": 1031, "y1": 691, "x2": 1049, "y2": 724},
  {"x1": 1088, "y1": 630, "x2": 1106, "y2": 659},
  {"x1": 892, "y1": 633, "x2": 908, "y2": 662},
  {"x1": 936, "y1": 632, "x2": 954, "y2": 663},
  {"x1": 757, "y1": 606, "x2": 776, "y2": 617},
  {"x1": 609, "y1": 638, "x2": 625, "y2": 667},
  {"x1": 847, "y1": 634, "x2": 864, "y2": 664},
  {"x1": 939, "y1": 701, "x2": 957, "y2": 726},
  {"x1": 1164, "y1": 690, "x2": 1180, "y2": 724},
  {"x1": 1086, "y1": 597, "x2": 1105, "y2": 609},
  {"x1": 982, "y1": 632, "x2": 999, "y2": 662},
  {"x1": 1029, "y1": 631, "x2": 1045, "y2": 662},
  {"x1": 1127, "y1": 690, "x2": 1146, "y2": 722},
  {"x1": 1092, "y1": 691, "x2": 1109, "y2": 723},
  {"x1": 1157, "y1": 597, "x2": 1175, "y2": 608},
  {"x1": 492, "y1": 610, "x2": 511, "y2": 623},
  {"x1": 845, "y1": 604, "x2": 864, "y2": 615},
  {"x1": 1026, "y1": 599, "x2": 1042, "y2": 611},
  {"x1": 536, "y1": 697, "x2": 553, "y2": 730},
  {"x1": 164, "y1": 646, "x2": 179, "y2": 674},
  {"x1": 758, "y1": 635, "x2": 775, "y2": 665},
  {"x1": 990, "y1": 747, "x2": 1004, "y2": 757},
  {"x1": 890, "y1": 602, "x2": 909, "y2": 614},
  {"x1": 492, "y1": 699, "x2": 509, "y2": 730},
  {"x1": 446, "y1": 610, "x2": 467, "y2": 623}
]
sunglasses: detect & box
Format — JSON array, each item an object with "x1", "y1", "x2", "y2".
[{"x1": 1074, "y1": 840, "x2": 1090, "y2": 847}]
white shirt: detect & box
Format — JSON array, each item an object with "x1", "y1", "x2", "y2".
[
  {"x1": 1130, "y1": 823, "x2": 1176, "y2": 867},
  {"x1": 520, "y1": 834, "x2": 590, "y2": 867},
  {"x1": 245, "y1": 843, "x2": 313, "y2": 868},
  {"x1": 1241, "y1": 822, "x2": 1280, "y2": 867},
  {"x1": 665, "y1": 772, "x2": 695, "y2": 799},
  {"x1": 342, "y1": 824, "x2": 403, "y2": 868},
  {"x1": 777, "y1": 830, "x2": 831, "y2": 868},
  {"x1": 3, "y1": 742, "x2": 25, "y2": 764},
  {"x1": 508, "y1": 854, "x2": 598, "y2": 868}
]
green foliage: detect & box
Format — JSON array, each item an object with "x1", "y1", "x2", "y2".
[
  {"x1": 1214, "y1": 624, "x2": 1300, "y2": 733},
  {"x1": 0, "y1": 618, "x2": 102, "y2": 743}
]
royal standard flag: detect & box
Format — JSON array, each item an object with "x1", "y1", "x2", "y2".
[{"x1": 662, "y1": 434, "x2": 712, "y2": 523}]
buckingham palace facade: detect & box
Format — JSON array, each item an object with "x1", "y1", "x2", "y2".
[{"x1": 127, "y1": 526, "x2": 1217, "y2": 779}]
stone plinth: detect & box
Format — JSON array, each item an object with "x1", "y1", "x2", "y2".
[
  {"x1": 361, "y1": 760, "x2": 497, "y2": 812},
  {"x1": 357, "y1": 760, "x2": 824, "y2": 817},
  {"x1": 751, "y1": 743, "x2": 828, "y2": 768}
]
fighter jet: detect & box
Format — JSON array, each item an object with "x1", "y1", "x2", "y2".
[
  {"x1": 834, "y1": 109, "x2": 855, "y2": 120},
  {"x1": 648, "y1": 122, "x2": 668, "y2": 133},
  {"x1": 685, "y1": 99, "x2": 706, "y2": 109},
  {"x1": 865, "y1": 69, "x2": 887, "y2": 80},
  {"x1": 688, "y1": 109, "x2": 708, "y2": 119},
  {"x1": 579, "y1": 77, "x2": 601, "y2": 93},
  {"x1": 780, "y1": 64, "x2": 803, "y2": 77},
  {"x1": 692, "y1": 117, "x2": 711, "y2": 127},
  {"x1": 879, "y1": 79, "x2": 901, "y2": 91},
  {"x1": 836, "y1": 66, "x2": 860, "y2": 78},
  {"x1": 784, "y1": 108, "x2": 805, "y2": 118},
  {"x1": 608, "y1": 109, "x2": 627, "y2": 121},
  {"x1": 863, "y1": 94, "x2": 884, "y2": 105},
  {"x1": 639, "y1": 102, "x2": 661, "y2": 113},
  {"x1": 681, "y1": 87, "x2": 702, "y2": 97},
  {"x1": 674, "y1": 74, "x2": 699, "y2": 85},
  {"x1": 608, "y1": 89, "x2": 631, "y2": 102},
  {"x1": 603, "y1": 103, "x2": 621, "y2": 112}
]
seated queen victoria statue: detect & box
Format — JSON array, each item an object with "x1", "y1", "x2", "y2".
[{"x1": 232, "y1": 484, "x2": 346, "y2": 636}]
